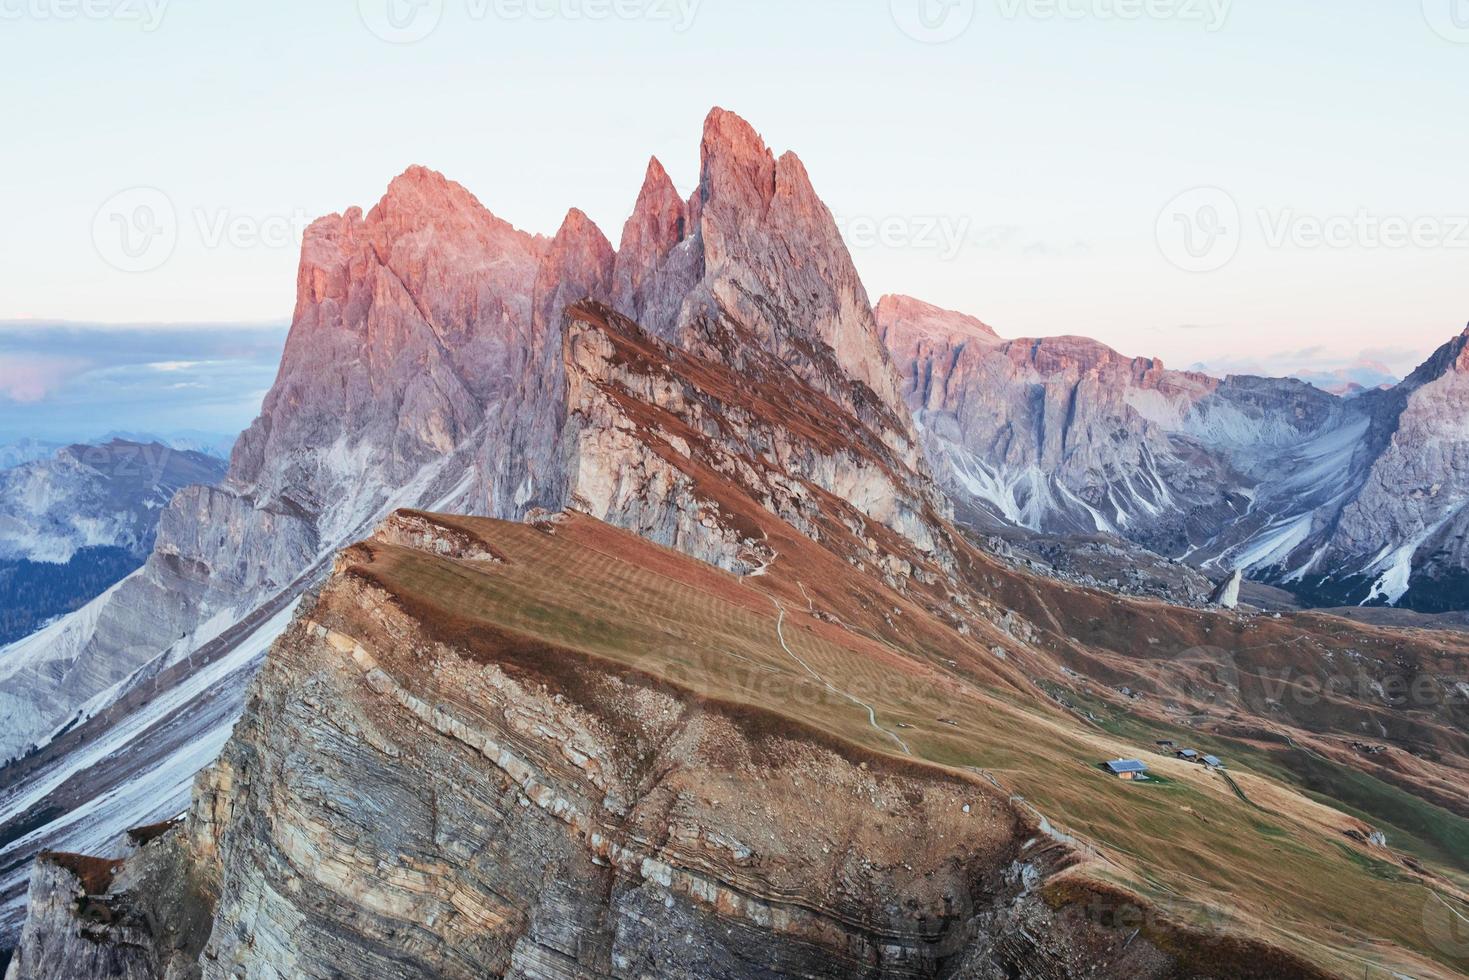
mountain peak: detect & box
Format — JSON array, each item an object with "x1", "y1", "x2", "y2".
[
  {"x1": 370, "y1": 165, "x2": 530, "y2": 245},
  {"x1": 612, "y1": 155, "x2": 693, "y2": 330},
  {"x1": 619, "y1": 157, "x2": 686, "y2": 254},
  {"x1": 536, "y1": 209, "x2": 614, "y2": 332},
  {"x1": 555, "y1": 207, "x2": 607, "y2": 243},
  {"x1": 1402, "y1": 323, "x2": 1469, "y2": 386},
  {"x1": 875, "y1": 295, "x2": 1001, "y2": 350},
  {"x1": 380, "y1": 164, "x2": 464, "y2": 207},
  {"x1": 642, "y1": 154, "x2": 672, "y2": 188},
  {"x1": 699, "y1": 107, "x2": 777, "y2": 211}
]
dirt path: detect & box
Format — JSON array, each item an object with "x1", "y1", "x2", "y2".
[{"x1": 768, "y1": 596, "x2": 912, "y2": 756}]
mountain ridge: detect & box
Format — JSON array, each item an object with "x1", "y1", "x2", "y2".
[
  {"x1": 879, "y1": 295, "x2": 1469, "y2": 611},
  {"x1": 2, "y1": 111, "x2": 1468, "y2": 978}
]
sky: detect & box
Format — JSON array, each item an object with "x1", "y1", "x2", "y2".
[
  {"x1": 2, "y1": 0, "x2": 1467, "y2": 441},
  {"x1": 0, "y1": 323, "x2": 286, "y2": 445}
]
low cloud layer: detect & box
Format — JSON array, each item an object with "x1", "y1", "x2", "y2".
[
  {"x1": 0, "y1": 323, "x2": 287, "y2": 445},
  {"x1": 1191, "y1": 343, "x2": 1424, "y2": 391}
]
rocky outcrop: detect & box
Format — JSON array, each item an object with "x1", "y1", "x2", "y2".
[
  {"x1": 5, "y1": 834, "x2": 213, "y2": 980},
  {"x1": 560, "y1": 302, "x2": 948, "y2": 577},
  {"x1": 1306, "y1": 327, "x2": 1469, "y2": 610},
  {"x1": 625, "y1": 111, "x2": 920, "y2": 468},
  {"x1": 195, "y1": 584, "x2": 1034, "y2": 978},
  {"x1": 1210, "y1": 569, "x2": 1242, "y2": 609}
]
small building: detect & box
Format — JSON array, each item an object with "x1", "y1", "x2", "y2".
[
  {"x1": 1156, "y1": 740, "x2": 1176, "y2": 749},
  {"x1": 1177, "y1": 748, "x2": 1199, "y2": 761},
  {"x1": 1103, "y1": 759, "x2": 1150, "y2": 780},
  {"x1": 1202, "y1": 755, "x2": 1224, "y2": 768}
]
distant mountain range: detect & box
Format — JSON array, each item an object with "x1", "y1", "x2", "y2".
[
  {"x1": 0, "y1": 432, "x2": 235, "y2": 466},
  {"x1": 0, "y1": 439, "x2": 226, "y2": 646},
  {"x1": 879, "y1": 295, "x2": 1469, "y2": 613}
]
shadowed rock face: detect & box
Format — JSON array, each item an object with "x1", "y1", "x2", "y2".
[
  {"x1": 878, "y1": 295, "x2": 1469, "y2": 610},
  {"x1": 1319, "y1": 328, "x2": 1469, "y2": 610}
]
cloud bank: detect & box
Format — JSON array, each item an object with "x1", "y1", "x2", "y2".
[{"x1": 0, "y1": 323, "x2": 287, "y2": 445}]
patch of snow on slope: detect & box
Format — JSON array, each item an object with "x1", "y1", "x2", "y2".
[
  {"x1": 1220, "y1": 513, "x2": 1315, "y2": 574},
  {"x1": 944, "y1": 442, "x2": 1025, "y2": 526},
  {"x1": 0, "y1": 598, "x2": 300, "y2": 849},
  {"x1": 1362, "y1": 512, "x2": 1457, "y2": 606},
  {"x1": 1274, "y1": 416, "x2": 1369, "y2": 496},
  {"x1": 0, "y1": 576, "x2": 131, "y2": 685}
]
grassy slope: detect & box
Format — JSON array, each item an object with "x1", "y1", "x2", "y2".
[{"x1": 355, "y1": 512, "x2": 1469, "y2": 980}]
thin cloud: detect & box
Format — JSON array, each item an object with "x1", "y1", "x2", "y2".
[
  {"x1": 0, "y1": 355, "x2": 93, "y2": 403},
  {"x1": 0, "y1": 324, "x2": 286, "y2": 443}
]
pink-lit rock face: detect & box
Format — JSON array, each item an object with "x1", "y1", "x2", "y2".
[
  {"x1": 611, "y1": 157, "x2": 690, "y2": 332},
  {"x1": 876, "y1": 294, "x2": 1000, "y2": 355},
  {"x1": 689, "y1": 109, "x2": 910, "y2": 425},
  {"x1": 233, "y1": 166, "x2": 548, "y2": 497},
  {"x1": 0, "y1": 107, "x2": 940, "y2": 787}
]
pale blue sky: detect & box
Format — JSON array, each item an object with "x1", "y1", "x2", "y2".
[{"x1": 3, "y1": 0, "x2": 1468, "y2": 384}]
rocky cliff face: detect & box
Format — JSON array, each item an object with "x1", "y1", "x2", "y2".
[
  {"x1": 0, "y1": 109, "x2": 945, "y2": 937},
  {"x1": 560, "y1": 302, "x2": 947, "y2": 578},
  {"x1": 0, "y1": 440, "x2": 224, "y2": 566},
  {"x1": 1303, "y1": 327, "x2": 1469, "y2": 610},
  {"x1": 879, "y1": 295, "x2": 1469, "y2": 610},
  {"x1": 3, "y1": 512, "x2": 1349, "y2": 980}
]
